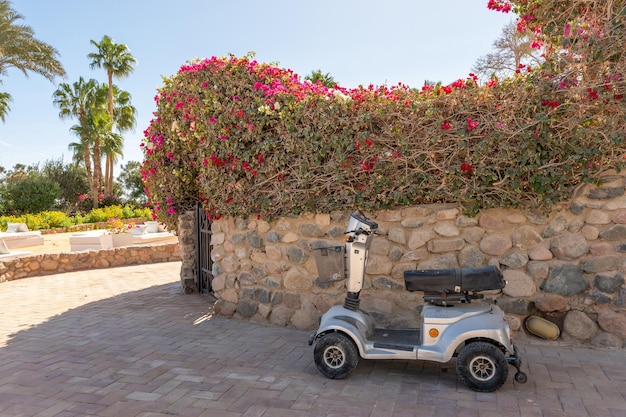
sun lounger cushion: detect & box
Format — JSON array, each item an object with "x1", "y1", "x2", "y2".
[
  {"x1": 5, "y1": 223, "x2": 29, "y2": 233},
  {"x1": 145, "y1": 221, "x2": 160, "y2": 233},
  {"x1": 0, "y1": 239, "x2": 9, "y2": 254}
]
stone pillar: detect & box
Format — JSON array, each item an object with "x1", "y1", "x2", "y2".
[{"x1": 178, "y1": 210, "x2": 197, "y2": 293}]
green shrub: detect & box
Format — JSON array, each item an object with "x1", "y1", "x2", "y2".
[
  {"x1": 0, "y1": 205, "x2": 153, "y2": 231},
  {"x1": 5, "y1": 175, "x2": 61, "y2": 215}
]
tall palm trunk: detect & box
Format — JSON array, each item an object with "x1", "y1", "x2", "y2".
[
  {"x1": 92, "y1": 139, "x2": 103, "y2": 204},
  {"x1": 82, "y1": 144, "x2": 97, "y2": 208},
  {"x1": 105, "y1": 153, "x2": 113, "y2": 194},
  {"x1": 105, "y1": 69, "x2": 114, "y2": 195}
]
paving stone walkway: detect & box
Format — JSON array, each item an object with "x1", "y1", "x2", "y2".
[{"x1": 0, "y1": 262, "x2": 625, "y2": 417}]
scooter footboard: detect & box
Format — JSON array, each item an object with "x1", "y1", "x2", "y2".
[{"x1": 404, "y1": 266, "x2": 504, "y2": 293}]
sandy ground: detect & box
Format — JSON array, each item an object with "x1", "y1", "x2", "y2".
[{"x1": 17, "y1": 231, "x2": 179, "y2": 255}]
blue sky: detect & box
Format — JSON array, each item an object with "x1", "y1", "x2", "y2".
[{"x1": 0, "y1": 0, "x2": 512, "y2": 171}]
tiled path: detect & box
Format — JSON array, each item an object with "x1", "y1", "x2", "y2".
[{"x1": 0, "y1": 262, "x2": 625, "y2": 416}]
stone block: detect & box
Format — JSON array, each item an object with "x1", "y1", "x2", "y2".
[
  {"x1": 462, "y1": 226, "x2": 485, "y2": 243},
  {"x1": 434, "y1": 221, "x2": 459, "y2": 237},
  {"x1": 427, "y1": 238, "x2": 464, "y2": 253},
  {"x1": 511, "y1": 226, "x2": 543, "y2": 250},
  {"x1": 366, "y1": 255, "x2": 393, "y2": 275},
  {"x1": 563, "y1": 310, "x2": 599, "y2": 341},
  {"x1": 581, "y1": 255, "x2": 620, "y2": 273},
  {"x1": 591, "y1": 332, "x2": 623, "y2": 348},
  {"x1": 286, "y1": 246, "x2": 308, "y2": 263},
  {"x1": 407, "y1": 230, "x2": 434, "y2": 250},
  {"x1": 528, "y1": 245, "x2": 552, "y2": 261},
  {"x1": 502, "y1": 269, "x2": 536, "y2": 298},
  {"x1": 585, "y1": 210, "x2": 611, "y2": 225},
  {"x1": 479, "y1": 234, "x2": 512, "y2": 256},
  {"x1": 400, "y1": 218, "x2": 425, "y2": 228},
  {"x1": 542, "y1": 215, "x2": 568, "y2": 238},
  {"x1": 588, "y1": 186, "x2": 625, "y2": 200},
  {"x1": 598, "y1": 310, "x2": 626, "y2": 338},
  {"x1": 500, "y1": 249, "x2": 529, "y2": 269},
  {"x1": 542, "y1": 264, "x2": 588, "y2": 296},
  {"x1": 283, "y1": 267, "x2": 312, "y2": 290},
  {"x1": 534, "y1": 294, "x2": 567, "y2": 312},
  {"x1": 457, "y1": 246, "x2": 485, "y2": 268},
  {"x1": 550, "y1": 233, "x2": 589, "y2": 260},
  {"x1": 600, "y1": 224, "x2": 626, "y2": 241},
  {"x1": 387, "y1": 228, "x2": 406, "y2": 244},
  {"x1": 478, "y1": 212, "x2": 504, "y2": 229},
  {"x1": 435, "y1": 208, "x2": 459, "y2": 221}
]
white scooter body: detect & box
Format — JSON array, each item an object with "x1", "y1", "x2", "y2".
[{"x1": 309, "y1": 212, "x2": 527, "y2": 392}]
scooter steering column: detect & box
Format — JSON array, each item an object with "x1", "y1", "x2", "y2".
[{"x1": 343, "y1": 212, "x2": 378, "y2": 311}]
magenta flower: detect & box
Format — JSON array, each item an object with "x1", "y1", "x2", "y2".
[{"x1": 466, "y1": 118, "x2": 479, "y2": 132}]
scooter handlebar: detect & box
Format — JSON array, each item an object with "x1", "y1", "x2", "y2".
[{"x1": 348, "y1": 211, "x2": 379, "y2": 231}]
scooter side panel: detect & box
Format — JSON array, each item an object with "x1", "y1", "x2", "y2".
[
  {"x1": 313, "y1": 306, "x2": 418, "y2": 360},
  {"x1": 418, "y1": 308, "x2": 513, "y2": 363}
]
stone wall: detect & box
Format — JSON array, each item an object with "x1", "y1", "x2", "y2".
[
  {"x1": 178, "y1": 211, "x2": 198, "y2": 293},
  {"x1": 0, "y1": 243, "x2": 181, "y2": 283},
  {"x1": 188, "y1": 173, "x2": 626, "y2": 348}
]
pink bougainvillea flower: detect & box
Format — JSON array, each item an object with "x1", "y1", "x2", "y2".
[
  {"x1": 541, "y1": 99, "x2": 560, "y2": 108},
  {"x1": 587, "y1": 88, "x2": 599, "y2": 100},
  {"x1": 167, "y1": 206, "x2": 176, "y2": 215},
  {"x1": 209, "y1": 117, "x2": 218, "y2": 124},
  {"x1": 487, "y1": 0, "x2": 511, "y2": 13},
  {"x1": 441, "y1": 121, "x2": 452, "y2": 130},
  {"x1": 461, "y1": 163, "x2": 473, "y2": 173},
  {"x1": 466, "y1": 118, "x2": 479, "y2": 132}
]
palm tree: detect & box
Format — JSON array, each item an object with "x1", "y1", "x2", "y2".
[
  {"x1": 0, "y1": 0, "x2": 65, "y2": 120},
  {"x1": 53, "y1": 77, "x2": 106, "y2": 207},
  {"x1": 0, "y1": 82, "x2": 10, "y2": 121},
  {"x1": 101, "y1": 129, "x2": 124, "y2": 194},
  {"x1": 102, "y1": 84, "x2": 136, "y2": 194},
  {"x1": 88, "y1": 35, "x2": 136, "y2": 193},
  {"x1": 305, "y1": 69, "x2": 337, "y2": 88}
]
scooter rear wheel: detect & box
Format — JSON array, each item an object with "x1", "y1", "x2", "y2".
[
  {"x1": 456, "y1": 341, "x2": 509, "y2": 392},
  {"x1": 313, "y1": 332, "x2": 359, "y2": 379}
]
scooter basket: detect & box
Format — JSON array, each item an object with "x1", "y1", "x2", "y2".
[
  {"x1": 403, "y1": 266, "x2": 504, "y2": 293},
  {"x1": 312, "y1": 245, "x2": 345, "y2": 284}
]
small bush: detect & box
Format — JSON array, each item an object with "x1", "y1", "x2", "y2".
[{"x1": 0, "y1": 205, "x2": 154, "y2": 232}]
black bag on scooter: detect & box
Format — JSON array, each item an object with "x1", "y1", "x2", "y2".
[{"x1": 403, "y1": 265, "x2": 504, "y2": 293}]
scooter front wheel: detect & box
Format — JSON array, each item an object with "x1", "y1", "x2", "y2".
[
  {"x1": 313, "y1": 332, "x2": 359, "y2": 379},
  {"x1": 456, "y1": 341, "x2": 509, "y2": 392}
]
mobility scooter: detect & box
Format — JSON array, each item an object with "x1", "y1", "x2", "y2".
[{"x1": 309, "y1": 211, "x2": 527, "y2": 392}]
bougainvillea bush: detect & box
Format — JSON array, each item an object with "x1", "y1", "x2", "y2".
[{"x1": 143, "y1": 0, "x2": 626, "y2": 230}]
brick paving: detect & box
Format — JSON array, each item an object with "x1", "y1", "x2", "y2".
[{"x1": 0, "y1": 262, "x2": 625, "y2": 417}]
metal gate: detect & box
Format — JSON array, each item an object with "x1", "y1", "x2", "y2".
[{"x1": 196, "y1": 203, "x2": 213, "y2": 293}]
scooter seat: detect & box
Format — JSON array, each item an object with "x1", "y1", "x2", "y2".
[{"x1": 403, "y1": 266, "x2": 504, "y2": 293}]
